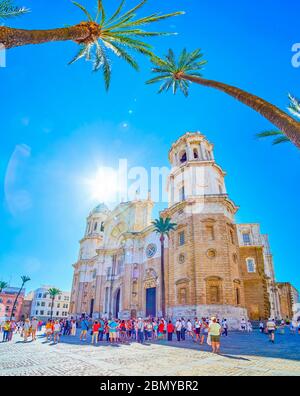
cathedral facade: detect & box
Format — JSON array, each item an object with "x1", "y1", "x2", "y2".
[{"x1": 70, "y1": 132, "x2": 281, "y2": 328}]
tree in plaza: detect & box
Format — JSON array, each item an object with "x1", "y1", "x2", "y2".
[
  {"x1": 147, "y1": 49, "x2": 300, "y2": 149},
  {"x1": 152, "y1": 217, "x2": 177, "y2": 318},
  {"x1": 0, "y1": 0, "x2": 29, "y2": 20},
  {"x1": 48, "y1": 288, "x2": 62, "y2": 320},
  {"x1": 10, "y1": 275, "x2": 30, "y2": 321},
  {"x1": 256, "y1": 94, "x2": 300, "y2": 145},
  {"x1": 0, "y1": 0, "x2": 184, "y2": 89},
  {"x1": 0, "y1": 280, "x2": 8, "y2": 293}
]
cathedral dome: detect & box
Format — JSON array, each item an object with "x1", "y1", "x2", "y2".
[{"x1": 91, "y1": 203, "x2": 109, "y2": 214}]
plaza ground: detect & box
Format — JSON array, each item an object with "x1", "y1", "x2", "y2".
[{"x1": 0, "y1": 330, "x2": 299, "y2": 376}]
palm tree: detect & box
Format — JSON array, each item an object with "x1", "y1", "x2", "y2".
[
  {"x1": 257, "y1": 94, "x2": 300, "y2": 145},
  {"x1": 152, "y1": 217, "x2": 176, "y2": 318},
  {"x1": 0, "y1": 0, "x2": 29, "y2": 20},
  {"x1": 147, "y1": 49, "x2": 300, "y2": 149},
  {"x1": 48, "y1": 288, "x2": 62, "y2": 320},
  {"x1": 0, "y1": 1, "x2": 184, "y2": 90},
  {"x1": 10, "y1": 275, "x2": 30, "y2": 320},
  {"x1": 0, "y1": 280, "x2": 8, "y2": 293}
]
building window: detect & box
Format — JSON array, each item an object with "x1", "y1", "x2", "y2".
[
  {"x1": 243, "y1": 233, "x2": 251, "y2": 245},
  {"x1": 41, "y1": 302, "x2": 45, "y2": 307},
  {"x1": 56, "y1": 311, "x2": 59, "y2": 317},
  {"x1": 40, "y1": 310, "x2": 44, "y2": 315},
  {"x1": 193, "y1": 149, "x2": 199, "y2": 159},
  {"x1": 43, "y1": 293, "x2": 48, "y2": 298},
  {"x1": 94, "y1": 222, "x2": 98, "y2": 231},
  {"x1": 180, "y1": 151, "x2": 187, "y2": 164},
  {"x1": 100, "y1": 222, "x2": 105, "y2": 232},
  {"x1": 179, "y1": 231, "x2": 185, "y2": 246},
  {"x1": 230, "y1": 229, "x2": 235, "y2": 244},
  {"x1": 179, "y1": 186, "x2": 185, "y2": 201},
  {"x1": 38, "y1": 293, "x2": 42, "y2": 298},
  {"x1": 206, "y1": 225, "x2": 215, "y2": 241},
  {"x1": 236, "y1": 288, "x2": 240, "y2": 305},
  {"x1": 246, "y1": 258, "x2": 256, "y2": 273}
]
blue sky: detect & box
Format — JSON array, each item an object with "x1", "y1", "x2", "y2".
[{"x1": 0, "y1": 0, "x2": 299, "y2": 293}]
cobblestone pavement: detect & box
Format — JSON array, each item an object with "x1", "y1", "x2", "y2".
[{"x1": 0, "y1": 330, "x2": 299, "y2": 376}]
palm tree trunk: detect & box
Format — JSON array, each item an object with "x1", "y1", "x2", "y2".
[
  {"x1": 0, "y1": 22, "x2": 98, "y2": 49},
  {"x1": 160, "y1": 235, "x2": 166, "y2": 318},
  {"x1": 50, "y1": 298, "x2": 54, "y2": 320},
  {"x1": 182, "y1": 74, "x2": 300, "y2": 149},
  {"x1": 10, "y1": 282, "x2": 24, "y2": 321}
]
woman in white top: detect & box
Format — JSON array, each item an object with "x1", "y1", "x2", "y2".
[
  {"x1": 186, "y1": 320, "x2": 193, "y2": 340},
  {"x1": 71, "y1": 320, "x2": 77, "y2": 336},
  {"x1": 53, "y1": 321, "x2": 61, "y2": 344}
]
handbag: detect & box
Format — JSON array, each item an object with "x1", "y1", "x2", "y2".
[{"x1": 207, "y1": 333, "x2": 212, "y2": 346}]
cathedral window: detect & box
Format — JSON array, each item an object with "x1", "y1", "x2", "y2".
[
  {"x1": 246, "y1": 258, "x2": 256, "y2": 273},
  {"x1": 179, "y1": 186, "x2": 185, "y2": 201},
  {"x1": 236, "y1": 288, "x2": 240, "y2": 305},
  {"x1": 94, "y1": 222, "x2": 98, "y2": 231},
  {"x1": 229, "y1": 229, "x2": 235, "y2": 244},
  {"x1": 100, "y1": 222, "x2": 105, "y2": 232},
  {"x1": 179, "y1": 231, "x2": 185, "y2": 246},
  {"x1": 179, "y1": 288, "x2": 187, "y2": 305},
  {"x1": 193, "y1": 149, "x2": 199, "y2": 159},
  {"x1": 243, "y1": 233, "x2": 251, "y2": 245},
  {"x1": 180, "y1": 151, "x2": 187, "y2": 164},
  {"x1": 206, "y1": 225, "x2": 215, "y2": 241}
]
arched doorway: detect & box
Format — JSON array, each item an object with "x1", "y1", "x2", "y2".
[{"x1": 114, "y1": 289, "x2": 120, "y2": 319}]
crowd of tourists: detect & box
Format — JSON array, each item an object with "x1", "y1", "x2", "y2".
[{"x1": 1, "y1": 315, "x2": 300, "y2": 352}]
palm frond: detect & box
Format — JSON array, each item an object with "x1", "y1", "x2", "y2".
[
  {"x1": 68, "y1": 1, "x2": 184, "y2": 90},
  {"x1": 147, "y1": 48, "x2": 207, "y2": 97},
  {"x1": 0, "y1": 0, "x2": 29, "y2": 19},
  {"x1": 288, "y1": 93, "x2": 300, "y2": 120},
  {"x1": 72, "y1": 1, "x2": 93, "y2": 21},
  {"x1": 256, "y1": 130, "x2": 291, "y2": 145}
]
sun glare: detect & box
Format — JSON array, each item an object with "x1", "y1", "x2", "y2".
[{"x1": 86, "y1": 168, "x2": 119, "y2": 203}]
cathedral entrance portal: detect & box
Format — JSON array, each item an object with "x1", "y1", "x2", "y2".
[
  {"x1": 114, "y1": 289, "x2": 120, "y2": 319},
  {"x1": 146, "y1": 287, "x2": 156, "y2": 318}
]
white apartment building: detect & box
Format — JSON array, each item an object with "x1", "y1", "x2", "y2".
[{"x1": 30, "y1": 286, "x2": 71, "y2": 321}]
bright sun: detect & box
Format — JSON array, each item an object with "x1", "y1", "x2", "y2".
[{"x1": 86, "y1": 168, "x2": 119, "y2": 202}]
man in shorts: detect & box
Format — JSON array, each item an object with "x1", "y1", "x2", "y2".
[
  {"x1": 266, "y1": 318, "x2": 276, "y2": 343},
  {"x1": 208, "y1": 317, "x2": 221, "y2": 354},
  {"x1": 108, "y1": 319, "x2": 118, "y2": 343},
  {"x1": 80, "y1": 317, "x2": 89, "y2": 341}
]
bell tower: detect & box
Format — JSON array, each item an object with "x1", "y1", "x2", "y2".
[
  {"x1": 163, "y1": 132, "x2": 248, "y2": 329},
  {"x1": 168, "y1": 132, "x2": 227, "y2": 208}
]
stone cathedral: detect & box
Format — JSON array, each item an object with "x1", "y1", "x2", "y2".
[{"x1": 70, "y1": 132, "x2": 282, "y2": 328}]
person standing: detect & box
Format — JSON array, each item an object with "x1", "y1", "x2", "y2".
[
  {"x1": 194, "y1": 318, "x2": 201, "y2": 343},
  {"x1": 108, "y1": 318, "x2": 118, "y2": 344},
  {"x1": 222, "y1": 319, "x2": 228, "y2": 337},
  {"x1": 240, "y1": 318, "x2": 246, "y2": 332},
  {"x1": 259, "y1": 320, "x2": 264, "y2": 333},
  {"x1": 266, "y1": 318, "x2": 276, "y2": 344},
  {"x1": 91, "y1": 320, "x2": 100, "y2": 345},
  {"x1": 31, "y1": 317, "x2": 39, "y2": 341},
  {"x1": 247, "y1": 320, "x2": 253, "y2": 333},
  {"x1": 53, "y1": 320, "x2": 61, "y2": 344},
  {"x1": 181, "y1": 317, "x2": 186, "y2": 341},
  {"x1": 98, "y1": 318, "x2": 105, "y2": 342},
  {"x1": 167, "y1": 320, "x2": 174, "y2": 341},
  {"x1": 175, "y1": 319, "x2": 182, "y2": 342},
  {"x1": 208, "y1": 317, "x2": 222, "y2": 354},
  {"x1": 186, "y1": 319, "x2": 194, "y2": 340},
  {"x1": 2, "y1": 320, "x2": 10, "y2": 342},
  {"x1": 137, "y1": 318, "x2": 144, "y2": 344},
  {"x1": 80, "y1": 317, "x2": 89, "y2": 341},
  {"x1": 200, "y1": 318, "x2": 209, "y2": 345},
  {"x1": 71, "y1": 319, "x2": 77, "y2": 336},
  {"x1": 23, "y1": 318, "x2": 31, "y2": 343}
]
